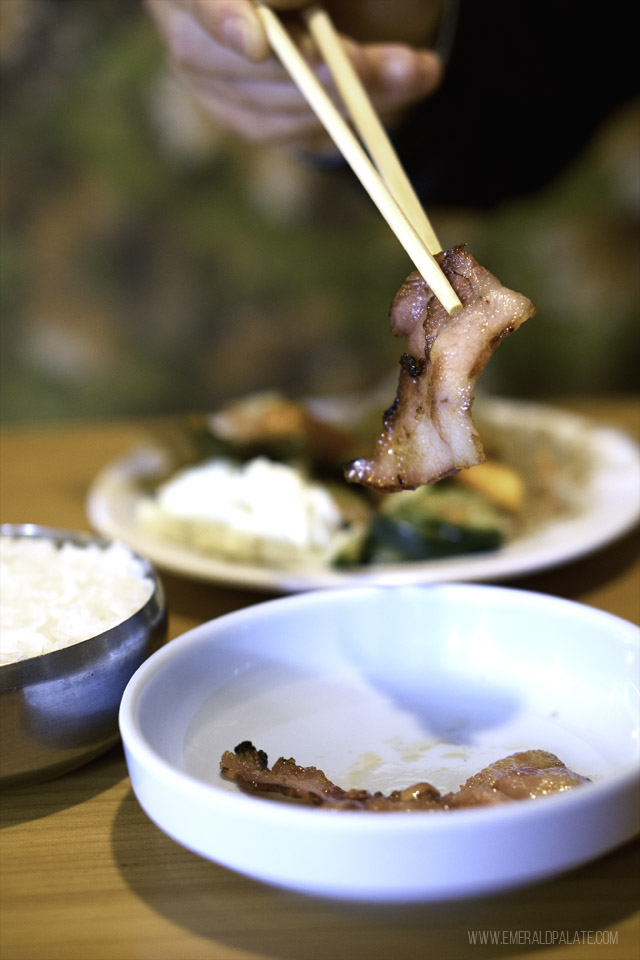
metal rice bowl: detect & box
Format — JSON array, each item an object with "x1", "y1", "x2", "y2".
[{"x1": 0, "y1": 523, "x2": 167, "y2": 786}]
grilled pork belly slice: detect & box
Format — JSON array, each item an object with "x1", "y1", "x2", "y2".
[
  {"x1": 345, "y1": 246, "x2": 536, "y2": 491},
  {"x1": 220, "y1": 742, "x2": 588, "y2": 812},
  {"x1": 440, "y1": 749, "x2": 590, "y2": 808}
]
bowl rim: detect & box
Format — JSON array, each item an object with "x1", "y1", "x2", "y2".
[
  {"x1": 0, "y1": 522, "x2": 165, "y2": 684},
  {"x1": 119, "y1": 582, "x2": 640, "y2": 833}
]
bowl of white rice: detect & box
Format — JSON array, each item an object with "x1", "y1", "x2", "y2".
[{"x1": 0, "y1": 524, "x2": 167, "y2": 786}]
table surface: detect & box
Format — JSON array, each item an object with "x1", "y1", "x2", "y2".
[{"x1": 1, "y1": 396, "x2": 639, "y2": 960}]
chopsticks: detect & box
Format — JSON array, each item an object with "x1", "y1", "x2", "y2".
[
  {"x1": 304, "y1": 5, "x2": 443, "y2": 257},
  {"x1": 253, "y1": 2, "x2": 462, "y2": 316}
]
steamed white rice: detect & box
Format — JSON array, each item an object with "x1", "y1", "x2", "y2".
[{"x1": 0, "y1": 535, "x2": 154, "y2": 665}]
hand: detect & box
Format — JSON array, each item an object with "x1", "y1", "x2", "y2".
[{"x1": 146, "y1": 0, "x2": 445, "y2": 152}]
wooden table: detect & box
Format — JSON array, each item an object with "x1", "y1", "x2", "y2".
[{"x1": 1, "y1": 397, "x2": 639, "y2": 960}]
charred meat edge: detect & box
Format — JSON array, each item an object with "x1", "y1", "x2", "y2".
[{"x1": 220, "y1": 741, "x2": 588, "y2": 812}]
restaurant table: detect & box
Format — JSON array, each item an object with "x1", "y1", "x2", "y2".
[{"x1": 1, "y1": 396, "x2": 639, "y2": 960}]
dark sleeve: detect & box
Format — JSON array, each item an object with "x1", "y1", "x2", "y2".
[{"x1": 392, "y1": 0, "x2": 639, "y2": 207}]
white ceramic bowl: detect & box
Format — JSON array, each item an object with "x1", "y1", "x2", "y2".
[{"x1": 120, "y1": 584, "x2": 639, "y2": 902}]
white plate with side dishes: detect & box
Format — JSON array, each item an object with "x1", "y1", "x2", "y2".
[
  {"x1": 88, "y1": 398, "x2": 640, "y2": 593},
  {"x1": 119, "y1": 584, "x2": 640, "y2": 902}
]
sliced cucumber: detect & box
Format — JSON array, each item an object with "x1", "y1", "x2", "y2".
[{"x1": 353, "y1": 484, "x2": 506, "y2": 565}]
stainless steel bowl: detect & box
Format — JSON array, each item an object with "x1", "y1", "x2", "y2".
[{"x1": 0, "y1": 524, "x2": 167, "y2": 786}]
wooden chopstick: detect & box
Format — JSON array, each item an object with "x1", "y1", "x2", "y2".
[
  {"x1": 304, "y1": 5, "x2": 443, "y2": 257},
  {"x1": 253, "y1": 1, "x2": 462, "y2": 316}
]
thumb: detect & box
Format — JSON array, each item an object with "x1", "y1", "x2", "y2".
[
  {"x1": 191, "y1": 0, "x2": 269, "y2": 62},
  {"x1": 193, "y1": 0, "x2": 313, "y2": 62}
]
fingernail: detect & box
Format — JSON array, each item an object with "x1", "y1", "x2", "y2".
[
  {"x1": 379, "y1": 49, "x2": 415, "y2": 88},
  {"x1": 222, "y1": 16, "x2": 265, "y2": 60},
  {"x1": 380, "y1": 49, "x2": 441, "y2": 92}
]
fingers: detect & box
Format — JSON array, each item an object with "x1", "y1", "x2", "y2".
[
  {"x1": 192, "y1": 42, "x2": 442, "y2": 148},
  {"x1": 347, "y1": 40, "x2": 443, "y2": 112},
  {"x1": 185, "y1": 0, "x2": 269, "y2": 61},
  {"x1": 154, "y1": 0, "x2": 311, "y2": 63},
  {"x1": 147, "y1": 0, "x2": 269, "y2": 62},
  {"x1": 148, "y1": 1, "x2": 272, "y2": 79},
  {"x1": 145, "y1": 0, "x2": 444, "y2": 150}
]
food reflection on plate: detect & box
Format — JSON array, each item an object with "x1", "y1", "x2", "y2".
[{"x1": 134, "y1": 391, "x2": 593, "y2": 571}]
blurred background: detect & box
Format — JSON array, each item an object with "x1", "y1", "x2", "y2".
[{"x1": 1, "y1": 0, "x2": 639, "y2": 425}]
